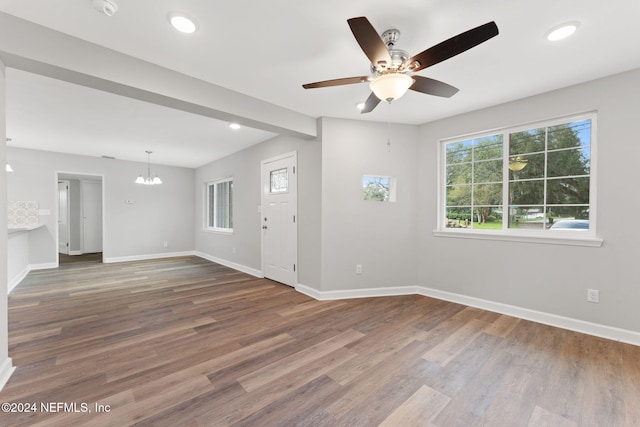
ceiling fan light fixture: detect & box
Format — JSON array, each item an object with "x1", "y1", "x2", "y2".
[
  {"x1": 369, "y1": 73, "x2": 414, "y2": 102},
  {"x1": 509, "y1": 156, "x2": 528, "y2": 171},
  {"x1": 168, "y1": 13, "x2": 198, "y2": 34},
  {"x1": 546, "y1": 21, "x2": 580, "y2": 41}
]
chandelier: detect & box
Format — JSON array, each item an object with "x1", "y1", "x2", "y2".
[{"x1": 135, "y1": 151, "x2": 162, "y2": 185}]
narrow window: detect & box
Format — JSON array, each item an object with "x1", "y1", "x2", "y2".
[{"x1": 206, "y1": 178, "x2": 233, "y2": 232}]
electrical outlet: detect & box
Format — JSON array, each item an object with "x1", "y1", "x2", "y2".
[
  {"x1": 587, "y1": 289, "x2": 600, "y2": 303},
  {"x1": 356, "y1": 264, "x2": 362, "y2": 274},
  {"x1": 232, "y1": 247, "x2": 236, "y2": 254},
  {"x1": 163, "y1": 241, "x2": 168, "y2": 248}
]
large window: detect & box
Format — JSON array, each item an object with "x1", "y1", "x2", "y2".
[
  {"x1": 206, "y1": 178, "x2": 233, "y2": 232},
  {"x1": 441, "y1": 113, "x2": 595, "y2": 239}
]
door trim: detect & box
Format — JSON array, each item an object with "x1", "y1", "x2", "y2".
[
  {"x1": 57, "y1": 180, "x2": 71, "y2": 255},
  {"x1": 55, "y1": 171, "x2": 105, "y2": 266}
]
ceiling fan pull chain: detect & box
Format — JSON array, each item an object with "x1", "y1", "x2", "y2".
[{"x1": 387, "y1": 102, "x2": 392, "y2": 152}]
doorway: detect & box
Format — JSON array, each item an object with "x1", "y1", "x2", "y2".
[
  {"x1": 56, "y1": 172, "x2": 104, "y2": 265},
  {"x1": 261, "y1": 152, "x2": 297, "y2": 287}
]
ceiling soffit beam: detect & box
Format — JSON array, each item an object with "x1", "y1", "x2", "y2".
[{"x1": 0, "y1": 12, "x2": 317, "y2": 139}]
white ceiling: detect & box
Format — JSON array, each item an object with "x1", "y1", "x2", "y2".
[{"x1": 2, "y1": 0, "x2": 640, "y2": 168}]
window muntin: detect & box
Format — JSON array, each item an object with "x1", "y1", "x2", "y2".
[
  {"x1": 442, "y1": 115, "x2": 594, "y2": 235},
  {"x1": 445, "y1": 135, "x2": 504, "y2": 229},
  {"x1": 206, "y1": 178, "x2": 233, "y2": 232}
]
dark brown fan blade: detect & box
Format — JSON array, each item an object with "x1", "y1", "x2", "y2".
[
  {"x1": 361, "y1": 92, "x2": 381, "y2": 114},
  {"x1": 347, "y1": 17, "x2": 392, "y2": 68},
  {"x1": 302, "y1": 76, "x2": 371, "y2": 89},
  {"x1": 407, "y1": 21, "x2": 499, "y2": 72},
  {"x1": 410, "y1": 76, "x2": 459, "y2": 98}
]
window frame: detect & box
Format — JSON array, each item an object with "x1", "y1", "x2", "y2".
[
  {"x1": 205, "y1": 177, "x2": 233, "y2": 234},
  {"x1": 436, "y1": 112, "x2": 602, "y2": 247}
]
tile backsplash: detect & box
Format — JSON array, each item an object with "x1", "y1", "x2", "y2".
[{"x1": 8, "y1": 201, "x2": 39, "y2": 228}]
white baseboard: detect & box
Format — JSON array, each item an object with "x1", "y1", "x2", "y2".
[
  {"x1": 296, "y1": 284, "x2": 416, "y2": 301},
  {"x1": 8, "y1": 267, "x2": 30, "y2": 294},
  {"x1": 103, "y1": 251, "x2": 196, "y2": 264},
  {"x1": 0, "y1": 358, "x2": 15, "y2": 392},
  {"x1": 296, "y1": 284, "x2": 640, "y2": 347},
  {"x1": 194, "y1": 251, "x2": 263, "y2": 278},
  {"x1": 295, "y1": 283, "x2": 323, "y2": 300},
  {"x1": 68, "y1": 250, "x2": 83, "y2": 256},
  {"x1": 29, "y1": 262, "x2": 58, "y2": 270},
  {"x1": 416, "y1": 286, "x2": 640, "y2": 347},
  {"x1": 8, "y1": 262, "x2": 57, "y2": 293}
]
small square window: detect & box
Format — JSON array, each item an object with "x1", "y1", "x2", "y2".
[
  {"x1": 363, "y1": 175, "x2": 397, "y2": 202},
  {"x1": 270, "y1": 168, "x2": 288, "y2": 193}
]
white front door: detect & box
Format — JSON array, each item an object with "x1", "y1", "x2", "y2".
[
  {"x1": 261, "y1": 152, "x2": 297, "y2": 287},
  {"x1": 58, "y1": 181, "x2": 70, "y2": 254},
  {"x1": 82, "y1": 181, "x2": 103, "y2": 254}
]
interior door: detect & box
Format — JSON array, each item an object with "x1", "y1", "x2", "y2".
[
  {"x1": 82, "y1": 180, "x2": 103, "y2": 254},
  {"x1": 58, "y1": 181, "x2": 70, "y2": 254},
  {"x1": 261, "y1": 152, "x2": 297, "y2": 286}
]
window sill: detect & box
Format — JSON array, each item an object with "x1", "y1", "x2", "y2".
[
  {"x1": 433, "y1": 229, "x2": 603, "y2": 247},
  {"x1": 202, "y1": 228, "x2": 234, "y2": 235}
]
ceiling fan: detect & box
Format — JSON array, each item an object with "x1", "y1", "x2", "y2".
[{"x1": 302, "y1": 17, "x2": 499, "y2": 113}]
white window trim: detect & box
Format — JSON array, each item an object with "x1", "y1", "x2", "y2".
[
  {"x1": 435, "y1": 111, "x2": 602, "y2": 247},
  {"x1": 204, "y1": 177, "x2": 233, "y2": 234}
]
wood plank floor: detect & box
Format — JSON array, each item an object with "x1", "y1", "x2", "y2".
[
  {"x1": 1, "y1": 256, "x2": 639, "y2": 426},
  {"x1": 58, "y1": 252, "x2": 103, "y2": 266}
]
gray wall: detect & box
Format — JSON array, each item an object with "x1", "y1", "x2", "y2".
[
  {"x1": 418, "y1": 68, "x2": 640, "y2": 332},
  {"x1": 7, "y1": 147, "x2": 195, "y2": 265},
  {"x1": 194, "y1": 134, "x2": 322, "y2": 289},
  {"x1": 320, "y1": 117, "x2": 419, "y2": 292}
]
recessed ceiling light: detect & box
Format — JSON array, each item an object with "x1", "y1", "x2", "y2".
[
  {"x1": 356, "y1": 102, "x2": 365, "y2": 111},
  {"x1": 546, "y1": 21, "x2": 580, "y2": 41},
  {"x1": 229, "y1": 123, "x2": 241, "y2": 130},
  {"x1": 168, "y1": 13, "x2": 198, "y2": 34}
]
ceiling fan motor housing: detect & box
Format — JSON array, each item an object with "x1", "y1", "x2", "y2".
[
  {"x1": 382, "y1": 29, "x2": 400, "y2": 46},
  {"x1": 371, "y1": 49, "x2": 409, "y2": 74},
  {"x1": 370, "y1": 29, "x2": 409, "y2": 75}
]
